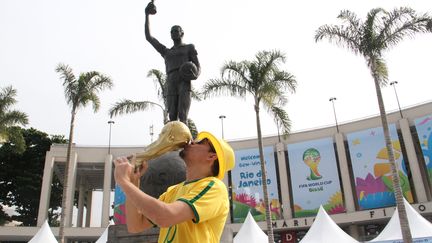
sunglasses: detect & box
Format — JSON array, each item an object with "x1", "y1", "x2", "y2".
[{"x1": 196, "y1": 138, "x2": 216, "y2": 153}]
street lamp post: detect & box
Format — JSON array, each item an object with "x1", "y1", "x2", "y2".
[
  {"x1": 329, "y1": 97, "x2": 339, "y2": 133},
  {"x1": 108, "y1": 120, "x2": 115, "y2": 154},
  {"x1": 390, "y1": 81, "x2": 403, "y2": 118},
  {"x1": 219, "y1": 115, "x2": 226, "y2": 139},
  {"x1": 276, "y1": 120, "x2": 281, "y2": 142}
]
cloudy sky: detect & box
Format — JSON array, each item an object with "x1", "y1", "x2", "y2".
[{"x1": 1, "y1": 0, "x2": 431, "y2": 147}]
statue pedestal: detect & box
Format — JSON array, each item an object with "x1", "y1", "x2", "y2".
[
  {"x1": 140, "y1": 151, "x2": 186, "y2": 198},
  {"x1": 108, "y1": 225, "x2": 160, "y2": 243},
  {"x1": 108, "y1": 225, "x2": 234, "y2": 243}
]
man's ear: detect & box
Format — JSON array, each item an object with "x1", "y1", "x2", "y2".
[{"x1": 207, "y1": 152, "x2": 217, "y2": 162}]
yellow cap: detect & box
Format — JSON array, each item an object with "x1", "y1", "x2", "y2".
[{"x1": 196, "y1": 131, "x2": 235, "y2": 180}]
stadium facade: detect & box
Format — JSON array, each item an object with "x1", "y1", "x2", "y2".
[{"x1": 0, "y1": 101, "x2": 431, "y2": 242}]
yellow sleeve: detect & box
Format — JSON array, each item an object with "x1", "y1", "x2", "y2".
[
  {"x1": 158, "y1": 183, "x2": 177, "y2": 202},
  {"x1": 178, "y1": 179, "x2": 228, "y2": 223}
]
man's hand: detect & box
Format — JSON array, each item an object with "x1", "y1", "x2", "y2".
[
  {"x1": 130, "y1": 155, "x2": 148, "y2": 183},
  {"x1": 114, "y1": 155, "x2": 148, "y2": 186}
]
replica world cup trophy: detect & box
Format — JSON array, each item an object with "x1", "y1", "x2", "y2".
[
  {"x1": 134, "y1": 121, "x2": 191, "y2": 167},
  {"x1": 134, "y1": 121, "x2": 191, "y2": 198}
]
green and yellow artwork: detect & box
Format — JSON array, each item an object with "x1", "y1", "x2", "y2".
[
  {"x1": 287, "y1": 137, "x2": 346, "y2": 218},
  {"x1": 303, "y1": 148, "x2": 322, "y2": 180},
  {"x1": 347, "y1": 125, "x2": 413, "y2": 210},
  {"x1": 230, "y1": 146, "x2": 282, "y2": 223}
]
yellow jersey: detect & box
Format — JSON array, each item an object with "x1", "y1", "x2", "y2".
[{"x1": 158, "y1": 177, "x2": 229, "y2": 243}]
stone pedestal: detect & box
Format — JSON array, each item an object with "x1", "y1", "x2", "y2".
[
  {"x1": 108, "y1": 225, "x2": 234, "y2": 243},
  {"x1": 108, "y1": 225, "x2": 160, "y2": 243}
]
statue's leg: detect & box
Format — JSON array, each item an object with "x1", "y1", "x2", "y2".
[
  {"x1": 167, "y1": 94, "x2": 179, "y2": 121},
  {"x1": 166, "y1": 72, "x2": 180, "y2": 122},
  {"x1": 178, "y1": 81, "x2": 191, "y2": 124}
]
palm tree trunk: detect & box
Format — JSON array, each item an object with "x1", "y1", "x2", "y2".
[
  {"x1": 59, "y1": 109, "x2": 76, "y2": 243},
  {"x1": 254, "y1": 101, "x2": 274, "y2": 243},
  {"x1": 372, "y1": 73, "x2": 412, "y2": 243}
]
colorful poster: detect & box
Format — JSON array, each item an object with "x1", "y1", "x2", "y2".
[
  {"x1": 231, "y1": 146, "x2": 281, "y2": 223},
  {"x1": 347, "y1": 124, "x2": 413, "y2": 210},
  {"x1": 414, "y1": 114, "x2": 432, "y2": 187},
  {"x1": 113, "y1": 185, "x2": 126, "y2": 224},
  {"x1": 287, "y1": 137, "x2": 345, "y2": 218}
]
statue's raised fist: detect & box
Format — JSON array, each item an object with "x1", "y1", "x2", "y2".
[{"x1": 145, "y1": 1, "x2": 157, "y2": 15}]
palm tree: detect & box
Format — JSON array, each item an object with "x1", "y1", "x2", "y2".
[
  {"x1": 315, "y1": 7, "x2": 432, "y2": 243},
  {"x1": 202, "y1": 50, "x2": 297, "y2": 243},
  {"x1": 0, "y1": 86, "x2": 28, "y2": 153},
  {"x1": 109, "y1": 69, "x2": 201, "y2": 137},
  {"x1": 56, "y1": 63, "x2": 113, "y2": 243}
]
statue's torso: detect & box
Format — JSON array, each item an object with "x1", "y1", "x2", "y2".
[{"x1": 163, "y1": 44, "x2": 197, "y2": 73}]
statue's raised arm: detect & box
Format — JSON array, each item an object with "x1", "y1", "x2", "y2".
[{"x1": 145, "y1": 1, "x2": 166, "y2": 54}]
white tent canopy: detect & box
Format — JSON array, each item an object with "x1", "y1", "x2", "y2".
[
  {"x1": 95, "y1": 226, "x2": 109, "y2": 243},
  {"x1": 95, "y1": 220, "x2": 114, "y2": 243},
  {"x1": 233, "y1": 212, "x2": 268, "y2": 243},
  {"x1": 369, "y1": 199, "x2": 432, "y2": 242},
  {"x1": 28, "y1": 220, "x2": 57, "y2": 243},
  {"x1": 299, "y1": 206, "x2": 359, "y2": 243}
]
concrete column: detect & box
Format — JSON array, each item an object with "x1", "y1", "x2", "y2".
[
  {"x1": 85, "y1": 190, "x2": 93, "y2": 227},
  {"x1": 101, "y1": 154, "x2": 113, "y2": 227},
  {"x1": 223, "y1": 173, "x2": 233, "y2": 223},
  {"x1": 348, "y1": 224, "x2": 361, "y2": 241},
  {"x1": 399, "y1": 118, "x2": 428, "y2": 202},
  {"x1": 276, "y1": 142, "x2": 292, "y2": 219},
  {"x1": 37, "y1": 153, "x2": 55, "y2": 226},
  {"x1": 334, "y1": 133, "x2": 356, "y2": 212},
  {"x1": 77, "y1": 179, "x2": 85, "y2": 227},
  {"x1": 65, "y1": 152, "x2": 78, "y2": 227}
]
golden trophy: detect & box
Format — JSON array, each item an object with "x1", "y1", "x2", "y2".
[{"x1": 134, "y1": 121, "x2": 192, "y2": 167}]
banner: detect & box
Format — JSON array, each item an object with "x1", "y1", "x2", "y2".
[
  {"x1": 346, "y1": 124, "x2": 413, "y2": 210},
  {"x1": 231, "y1": 146, "x2": 281, "y2": 223},
  {"x1": 414, "y1": 114, "x2": 432, "y2": 188},
  {"x1": 113, "y1": 185, "x2": 126, "y2": 224},
  {"x1": 287, "y1": 137, "x2": 345, "y2": 217}
]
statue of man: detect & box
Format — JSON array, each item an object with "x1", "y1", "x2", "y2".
[{"x1": 145, "y1": 2, "x2": 201, "y2": 124}]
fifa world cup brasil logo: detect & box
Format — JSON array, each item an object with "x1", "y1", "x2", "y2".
[{"x1": 303, "y1": 148, "x2": 322, "y2": 180}]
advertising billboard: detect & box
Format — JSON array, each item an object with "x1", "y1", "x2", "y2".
[
  {"x1": 346, "y1": 124, "x2": 413, "y2": 210},
  {"x1": 113, "y1": 185, "x2": 126, "y2": 224},
  {"x1": 414, "y1": 114, "x2": 432, "y2": 187},
  {"x1": 287, "y1": 137, "x2": 345, "y2": 217},
  {"x1": 231, "y1": 146, "x2": 282, "y2": 223}
]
